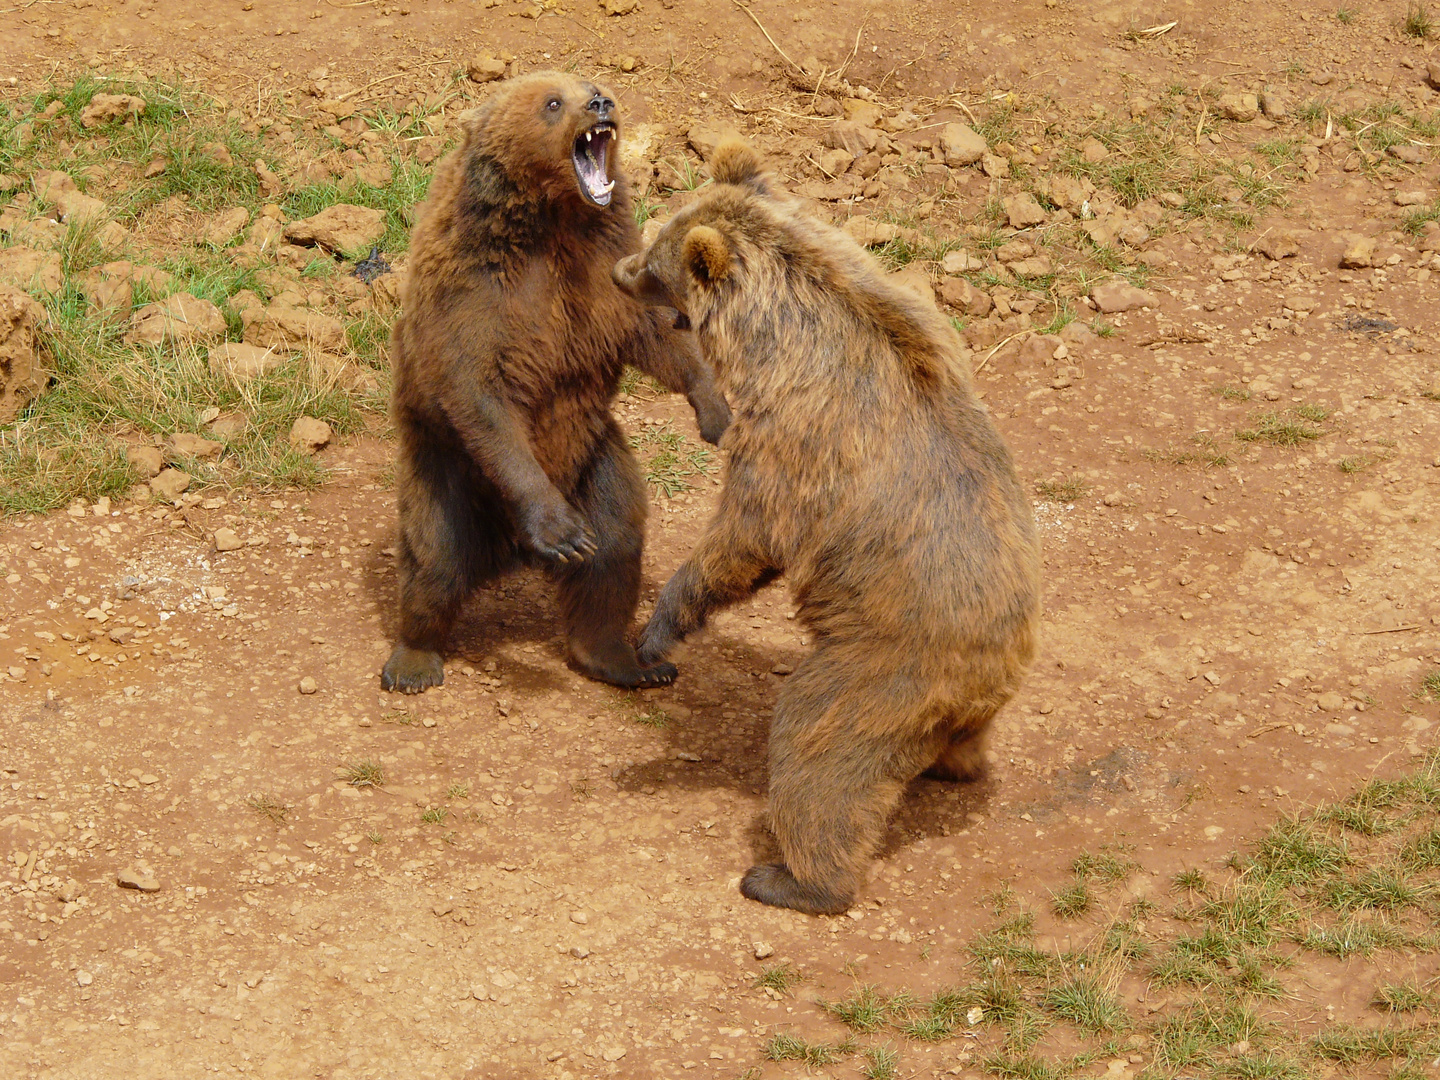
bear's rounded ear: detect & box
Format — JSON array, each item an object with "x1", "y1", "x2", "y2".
[
  {"x1": 683, "y1": 225, "x2": 732, "y2": 286},
  {"x1": 710, "y1": 138, "x2": 766, "y2": 187}
]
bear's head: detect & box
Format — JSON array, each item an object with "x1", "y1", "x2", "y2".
[
  {"x1": 462, "y1": 71, "x2": 624, "y2": 209},
  {"x1": 611, "y1": 138, "x2": 777, "y2": 321}
]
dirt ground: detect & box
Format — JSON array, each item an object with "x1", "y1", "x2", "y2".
[{"x1": 3, "y1": 1, "x2": 1440, "y2": 1078}]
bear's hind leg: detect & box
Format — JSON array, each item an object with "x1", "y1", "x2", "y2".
[
  {"x1": 924, "y1": 723, "x2": 992, "y2": 783},
  {"x1": 742, "y1": 646, "x2": 938, "y2": 914},
  {"x1": 383, "y1": 440, "x2": 512, "y2": 693},
  {"x1": 555, "y1": 427, "x2": 676, "y2": 689}
]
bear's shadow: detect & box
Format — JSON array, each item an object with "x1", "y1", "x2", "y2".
[{"x1": 364, "y1": 552, "x2": 993, "y2": 866}]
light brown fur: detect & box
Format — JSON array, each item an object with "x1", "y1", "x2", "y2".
[
  {"x1": 614, "y1": 140, "x2": 1040, "y2": 914},
  {"x1": 381, "y1": 72, "x2": 729, "y2": 694}
]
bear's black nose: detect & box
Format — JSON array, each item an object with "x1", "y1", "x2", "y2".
[{"x1": 587, "y1": 94, "x2": 615, "y2": 122}]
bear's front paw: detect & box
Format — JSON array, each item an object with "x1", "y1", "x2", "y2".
[
  {"x1": 636, "y1": 612, "x2": 680, "y2": 666},
  {"x1": 524, "y1": 501, "x2": 597, "y2": 564},
  {"x1": 690, "y1": 391, "x2": 732, "y2": 446}
]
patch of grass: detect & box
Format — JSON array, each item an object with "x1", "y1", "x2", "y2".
[
  {"x1": 1250, "y1": 813, "x2": 1352, "y2": 879},
  {"x1": 1296, "y1": 916, "x2": 1408, "y2": 958},
  {"x1": 1072, "y1": 848, "x2": 1135, "y2": 884},
  {"x1": 1212, "y1": 383, "x2": 1253, "y2": 402},
  {"x1": 420, "y1": 806, "x2": 449, "y2": 825},
  {"x1": 1401, "y1": 2, "x2": 1435, "y2": 39},
  {"x1": 446, "y1": 784, "x2": 470, "y2": 800},
  {"x1": 763, "y1": 1032, "x2": 855, "y2": 1066},
  {"x1": 982, "y1": 1052, "x2": 1071, "y2": 1080},
  {"x1": 366, "y1": 830, "x2": 383, "y2": 844},
  {"x1": 1419, "y1": 669, "x2": 1440, "y2": 703},
  {"x1": 1401, "y1": 827, "x2": 1440, "y2": 871},
  {"x1": 1374, "y1": 983, "x2": 1433, "y2": 1014},
  {"x1": 823, "y1": 985, "x2": 889, "y2": 1033},
  {"x1": 1154, "y1": 1000, "x2": 1267, "y2": 1072},
  {"x1": 664, "y1": 155, "x2": 710, "y2": 193},
  {"x1": 1035, "y1": 477, "x2": 1089, "y2": 502},
  {"x1": 1218, "y1": 1051, "x2": 1311, "y2": 1079},
  {"x1": 1174, "y1": 868, "x2": 1209, "y2": 893},
  {"x1": 754, "y1": 962, "x2": 804, "y2": 995},
  {"x1": 1042, "y1": 973, "x2": 1127, "y2": 1034},
  {"x1": 246, "y1": 794, "x2": 290, "y2": 825},
  {"x1": 1092, "y1": 320, "x2": 1116, "y2": 338},
  {"x1": 1336, "y1": 7, "x2": 1357, "y2": 23},
  {"x1": 1312, "y1": 1023, "x2": 1436, "y2": 1063},
  {"x1": 1051, "y1": 880, "x2": 1092, "y2": 919},
  {"x1": 1325, "y1": 868, "x2": 1429, "y2": 912},
  {"x1": 861, "y1": 1044, "x2": 899, "y2": 1080},
  {"x1": 1236, "y1": 410, "x2": 1324, "y2": 447},
  {"x1": 1294, "y1": 403, "x2": 1331, "y2": 423},
  {"x1": 341, "y1": 760, "x2": 385, "y2": 788}
]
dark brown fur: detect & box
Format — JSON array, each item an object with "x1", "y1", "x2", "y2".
[
  {"x1": 381, "y1": 72, "x2": 730, "y2": 694},
  {"x1": 613, "y1": 140, "x2": 1041, "y2": 915}
]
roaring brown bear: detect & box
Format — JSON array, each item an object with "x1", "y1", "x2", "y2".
[
  {"x1": 612, "y1": 139, "x2": 1041, "y2": 915},
  {"x1": 381, "y1": 72, "x2": 730, "y2": 695}
]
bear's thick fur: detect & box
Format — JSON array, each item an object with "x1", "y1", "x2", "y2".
[
  {"x1": 382, "y1": 72, "x2": 730, "y2": 694},
  {"x1": 613, "y1": 140, "x2": 1041, "y2": 914}
]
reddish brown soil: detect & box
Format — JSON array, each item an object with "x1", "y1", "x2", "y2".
[{"x1": 3, "y1": 2, "x2": 1440, "y2": 1078}]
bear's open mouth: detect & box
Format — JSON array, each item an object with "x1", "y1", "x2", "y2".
[{"x1": 573, "y1": 123, "x2": 617, "y2": 207}]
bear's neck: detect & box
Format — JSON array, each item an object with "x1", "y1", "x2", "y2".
[{"x1": 457, "y1": 151, "x2": 627, "y2": 269}]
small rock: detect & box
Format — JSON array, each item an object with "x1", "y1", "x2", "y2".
[
  {"x1": 938, "y1": 122, "x2": 987, "y2": 166},
  {"x1": 168, "y1": 432, "x2": 222, "y2": 460},
  {"x1": 1255, "y1": 231, "x2": 1300, "y2": 260},
  {"x1": 1002, "y1": 192, "x2": 1048, "y2": 229},
  {"x1": 1258, "y1": 87, "x2": 1290, "y2": 122},
  {"x1": 214, "y1": 528, "x2": 243, "y2": 552},
  {"x1": 1339, "y1": 235, "x2": 1376, "y2": 269},
  {"x1": 600, "y1": 1046, "x2": 627, "y2": 1063},
  {"x1": 143, "y1": 158, "x2": 167, "y2": 179},
  {"x1": 76, "y1": 970, "x2": 93, "y2": 987},
  {"x1": 841, "y1": 99, "x2": 884, "y2": 128},
  {"x1": 1387, "y1": 144, "x2": 1425, "y2": 164},
  {"x1": 1428, "y1": 59, "x2": 1440, "y2": 90},
  {"x1": 209, "y1": 341, "x2": 285, "y2": 383},
  {"x1": 108, "y1": 626, "x2": 134, "y2": 645},
  {"x1": 601, "y1": 0, "x2": 639, "y2": 13},
  {"x1": 1316, "y1": 691, "x2": 1345, "y2": 711},
  {"x1": 1216, "y1": 92, "x2": 1259, "y2": 122},
  {"x1": 123, "y1": 292, "x2": 226, "y2": 347},
  {"x1": 148, "y1": 468, "x2": 192, "y2": 502},
  {"x1": 1395, "y1": 190, "x2": 1430, "y2": 206},
  {"x1": 888, "y1": 265, "x2": 935, "y2": 306},
  {"x1": 1080, "y1": 137, "x2": 1109, "y2": 163},
  {"x1": 203, "y1": 207, "x2": 250, "y2": 247},
  {"x1": 242, "y1": 301, "x2": 346, "y2": 353},
  {"x1": 753, "y1": 941, "x2": 775, "y2": 959},
  {"x1": 1048, "y1": 174, "x2": 1088, "y2": 210},
  {"x1": 569, "y1": 945, "x2": 590, "y2": 959},
  {"x1": 821, "y1": 120, "x2": 879, "y2": 157},
  {"x1": 0, "y1": 246, "x2": 64, "y2": 294},
  {"x1": 939, "y1": 277, "x2": 992, "y2": 317},
  {"x1": 283, "y1": 204, "x2": 386, "y2": 256},
  {"x1": 570, "y1": 911, "x2": 588, "y2": 924},
  {"x1": 116, "y1": 869, "x2": 160, "y2": 893},
  {"x1": 841, "y1": 216, "x2": 898, "y2": 246},
  {"x1": 1102, "y1": 491, "x2": 1124, "y2": 507},
  {"x1": 31, "y1": 170, "x2": 108, "y2": 225},
  {"x1": 289, "y1": 416, "x2": 332, "y2": 455},
  {"x1": 1090, "y1": 281, "x2": 1159, "y2": 313},
  {"x1": 0, "y1": 283, "x2": 47, "y2": 424},
  {"x1": 79, "y1": 93, "x2": 145, "y2": 129},
  {"x1": 126, "y1": 445, "x2": 164, "y2": 479},
  {"x1": 1009, "y1": 255, "x2": 1054, "y2": 279},
  {"x1": 207, "y1": 413, "x2": 248, "y2": 440},
  {"x1": 298, "y1": 676, "x2": 318, "y2": 695},
  {"x1": 980, "y1": 152, "x2": 1010, "y2": 178},
  {"x1": 770, "y1": 662, "x2": 794, "y2": 676},
  {"x1": 466, "y1": 55, "x2": 508, "y2": 83}
]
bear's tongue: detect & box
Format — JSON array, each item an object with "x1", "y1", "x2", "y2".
[{"x1": 574, "y1": 127, "x2": 615, "y2": 206}]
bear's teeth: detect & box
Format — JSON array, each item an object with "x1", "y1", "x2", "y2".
[
  {"x1": 585, "y1": 131, "x2": 592, "y2": 142},
  {"x1": 596, "y1": 179, "x2": 615, "y2": 196}
]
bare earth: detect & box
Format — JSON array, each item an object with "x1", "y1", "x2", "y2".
[{"x1": 2, "y1": 1, "x2": 1439, "y2": 1078}]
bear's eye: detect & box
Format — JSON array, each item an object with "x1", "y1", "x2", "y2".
[{"x1": 546, "y1": 97, "x2": 562, "y2": 112}]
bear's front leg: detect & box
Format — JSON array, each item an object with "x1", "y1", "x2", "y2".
[{"x1": 637, "y1": 527, "x2": 778, "y2": 665}]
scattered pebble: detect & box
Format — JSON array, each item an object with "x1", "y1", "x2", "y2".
[{"x1": 116, "y1": 869, "x2": 161, "y2": 893}]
